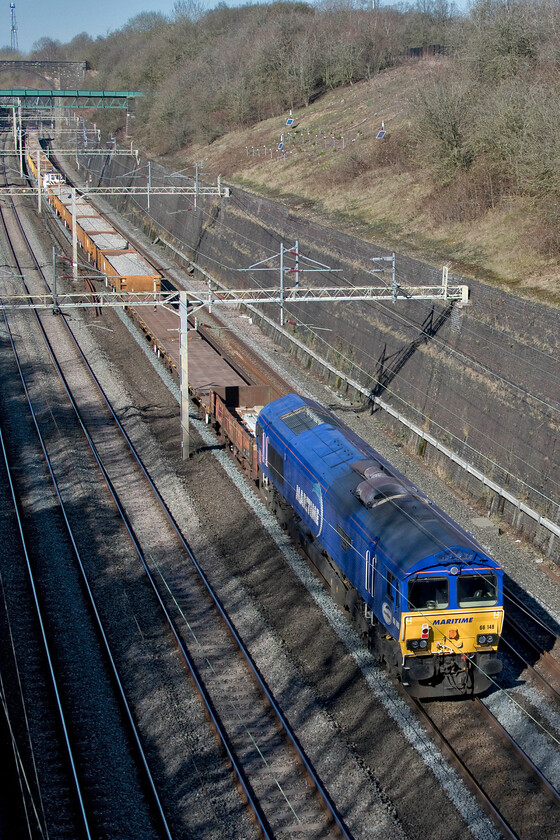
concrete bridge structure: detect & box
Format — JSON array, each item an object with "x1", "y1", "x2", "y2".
[{"x1": 0, "y1": 60, "x2": 86, "y2": 88}]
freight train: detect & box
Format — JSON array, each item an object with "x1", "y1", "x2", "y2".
[
  {"x1": 211, "y1": 388, "x2": 503, "y2": 699},
  {"x1": 25, "y1": 132, "x2": 161, "y2": 293},
  {"x1": 24, "y1": 133, "x2": 503, "y2": 699}
]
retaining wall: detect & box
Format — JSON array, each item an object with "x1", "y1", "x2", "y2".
[{"x1": 76, "y1": 150, "x2": 560, "y2": 563}]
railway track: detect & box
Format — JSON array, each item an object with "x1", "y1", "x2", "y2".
[
  {"x1": 1, "y1": 139, "x2": 177, "y2": 838},
  {"x1": 0, "y1": 141, "x2": 172, "y2": 839},
  {"x1": 413, "y1": 692, "x2": 560, "y2": 840},
  {"x1": 0, "y1": 385, "x2": 170, "y2": 839},
  {"x1": 502, "y1": 586, "x2": 560, "y2": 692},
  {"x1": 0, "y1": 131, "x2": 354, "y2": 839}
]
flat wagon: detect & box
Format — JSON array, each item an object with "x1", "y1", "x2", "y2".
[{"x1": 25, "y1": 132, "x2": 161, "y2": 294}]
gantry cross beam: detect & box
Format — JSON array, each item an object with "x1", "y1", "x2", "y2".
[
  {"x1": 0, "y1": 282, "x2": 468, "y2": 459},
  {"x1": 0, "y1": 281, "x2": 468, "y2": 312}
]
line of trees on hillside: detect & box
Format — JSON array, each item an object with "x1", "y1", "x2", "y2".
[
  {"x1": 2, "y1": 0, "x2": 459, "y2": 149},
  {"x1": 5, "y1": 0, "x2": 560, "y2": 251}
]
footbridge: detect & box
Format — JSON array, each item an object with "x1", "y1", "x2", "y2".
[{"x1": 0, "y1": 90, "x2": 143, "y2": 109}]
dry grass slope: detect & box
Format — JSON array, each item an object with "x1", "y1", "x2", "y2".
[{"x1": 174, "y1": 59, "x2": 560, "y2": 305}]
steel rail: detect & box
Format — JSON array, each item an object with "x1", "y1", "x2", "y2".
[
  {"x1": 502, "y1": 589, "x2": 560, "y2": 694},
  {"x1": 409, "y1": 697, "x2": 519, "y2": 840},
  {"x1": 410, "y1": 681, "x2": 560, "y2": 840},
  {"x1": 63, "y1": 431, "x2": 275, "y2": 840},
  {"x1": 52, "y1": 141, "x2": 354, "y2": 840},
  {"x1": 504, "y1": 586, "x2": 560, "y2": 641},
  {"x1": 0, "y1": 431, "x2": 50, "y2": 838},
  {"x1": 0, "y1": 321, "x2": 94, "y2": 839},
  {"x1": 0, "y1": 152, "x2": 174, "y2": 840},
  {"x1": 0, "y1": 392, "x2": 91, "y2": 840},
  {"x1": 0, "y1": 148, "x2": 94, "y2": 840},
  {"x1": 503, "y1": 619, "x2": 560, "y2": 682},
  {"x1": 34, "y1": 318, "x2": 271, "y2": 840},
  {"x1": 475, "y1": 698, "x2": 560, "y2": 802},
  {"x1": 499, "y1": 635, "x2": 560, "y2": 704}
]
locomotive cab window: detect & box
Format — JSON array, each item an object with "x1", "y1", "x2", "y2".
[
  {"x1": 458, "y1": 574, "x2": 497, "y2": 607},
  {"x1": 386, "y1": 571, "x2": 394, "y2": 603},
  {"x1": 408, "y1": 577, "x2": 449, "y2": 611},
  {"x1": 267, "y1": 444, "x2": 284, "y2": 484}
]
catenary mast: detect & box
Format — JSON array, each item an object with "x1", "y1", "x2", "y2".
[{"x1": 10, "y1": 2, "x2": 18, "y2": 52}]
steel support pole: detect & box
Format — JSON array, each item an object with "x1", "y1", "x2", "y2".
[
  {"x1": 37, "y1": 151, "x2": 41, "y2": 213},
  {"x1": 71, "y1": 188, "x2": 78, "y2": 282},
  {"x1": 12, "y1": 105, "x2": 16, "y2": 152},
  {"x1": 442, "y1": 265, "x2": 449, "y2": 300},
  {"x1": 52, "y1": 247, "x2": 60, "y2": 314},
  {"x1": 280, "y1": 242, "x2": 284, "y2": 327},
  {"x1": 17, "y1": 100, "x2": 22, "y2": 176},
  {"x1": 179, "y1": 291, "x2": 190, "y2": 459}
]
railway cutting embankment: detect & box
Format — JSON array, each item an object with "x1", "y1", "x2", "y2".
[{"x1": 76, "y1": 151, "x2": 560, "y2": 565}]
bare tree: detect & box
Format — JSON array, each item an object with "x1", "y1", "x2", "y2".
[{"x1": 173, "y1": 0, "x2": 205, "y2": 22}]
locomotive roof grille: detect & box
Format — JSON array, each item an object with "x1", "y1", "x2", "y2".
[{"x1": 280, "y1": 406, "x2": 339, "y2": 435}]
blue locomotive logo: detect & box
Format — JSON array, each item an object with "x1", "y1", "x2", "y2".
[{"x1": 295, "y1": 483, "x2": 323, "y2": 537}]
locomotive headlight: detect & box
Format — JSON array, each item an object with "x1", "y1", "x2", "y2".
[
  {"x1": 477, "y1": 634, "x2": 496, "y2": 645},
  {"x1": 407, "y1": 638, "x2": 430, "y2": 651}
]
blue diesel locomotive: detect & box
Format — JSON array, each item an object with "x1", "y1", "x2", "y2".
[{"x1": 256, "y1": 393, "x2": 503, "y2": 698}]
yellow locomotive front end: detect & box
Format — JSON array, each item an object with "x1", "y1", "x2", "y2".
[{"x1": 399, "y1": 569, "x2": 504, "y2": 697}]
